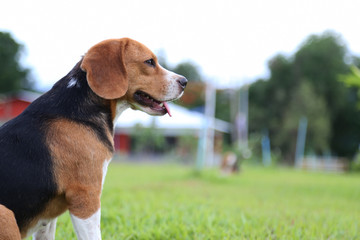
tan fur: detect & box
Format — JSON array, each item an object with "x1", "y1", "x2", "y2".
[
  {"x1": 81, "y1": 40, "x2": 128, "y2": 100},
  {"x1": 0, "y1": 205, "x2": 21, "y2": 240},
  {"x1": 47, "y1": 119, "x2": 113, "y2": 219},
  {"x1": 109, "y1": 99, "x2": 118, "y2": 121},
  {"x1": 123, "y1": 40, "x2": 175, "y2": 103},
  {"x1": 20, "y1": 117, "x2": 113, "y2": 236},
  {"x1": 82, "y1": 38, "x2": 175, "y2": 102}
]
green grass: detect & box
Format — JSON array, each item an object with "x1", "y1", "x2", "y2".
[{"x1": 50, "y1": 163, "x2": 360, "y2": 239}]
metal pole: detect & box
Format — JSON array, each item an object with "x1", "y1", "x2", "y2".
[
  {"x1": 261, "y1": 130, "x2": 271, "y2": 166},
  {"x1": 196, "y1": 83, "x2": 216, "y2": 169},
  {"x1": 196, "y1": 118, "x2": 207, "y2": 171},
  {"x1": 205, "y1": 83, "x2": 216, "y2": 166},
  {"x1": 238, "y1": 86, "x2": 249, "y2": 149},
  {"x1": 295, "y1": 116, "x2": 308, "y2": 167}
]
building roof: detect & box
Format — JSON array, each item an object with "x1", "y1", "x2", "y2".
[{"x1": 115, "y1": 103, "x2": 231, "y2": 136}]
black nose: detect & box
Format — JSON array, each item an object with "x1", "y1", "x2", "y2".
[{"x1": 177, "y1": 77, "x2": 188, "y2": 89}]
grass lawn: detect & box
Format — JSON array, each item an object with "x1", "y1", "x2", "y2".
[{"x1": 47, "y1": 162, "x2": 359, "y2": 239}]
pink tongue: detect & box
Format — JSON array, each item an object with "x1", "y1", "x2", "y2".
[{"x1": 163, "y1": 102, "x2": 172, "y2": 117}]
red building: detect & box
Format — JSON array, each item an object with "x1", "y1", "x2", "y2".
[
  {"x1": 0, "y1": 91, "x2": 39, "y2": 123},
  {"x1": 113, "y1": 134, "x2": 130, "y2": 154}
]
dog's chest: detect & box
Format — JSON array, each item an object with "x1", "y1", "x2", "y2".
[
  {"x1": 25, "y1": 219, "x2": 51, "y2": 238},
  {"x1": 47, "y1": 118, "x2": 113, "y2": 187},
  {"x1": 102, "y1": 158, "x2": 111, "y2": 188}
]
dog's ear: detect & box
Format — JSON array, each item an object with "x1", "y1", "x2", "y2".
[{"x1": 81, "y1": 39, "x2": 128, "y2": 99}]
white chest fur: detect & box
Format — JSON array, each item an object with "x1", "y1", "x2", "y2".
[
  {"x1": 101, "y1": 158, "x2": 111, "y2": 189},
  {"x1": 25, "y1": 219, "x2": 50, "y2": 238}
]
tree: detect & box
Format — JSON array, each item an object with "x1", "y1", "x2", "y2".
[
  {"x1": 172, "y1": 61, "x2": 202, "y2": 82},
  {"x1": 294, "y1": 32, "x2": 348, "y2": 113},
  {"x1": 156, "y1": 50, "x2": 203, "y2": 82},
  {"x1": 279, "y1": 81, "x2": 331, "y2": 160},
  {"x1": 215, "y1": 89, "x2": 232, "y2": 122},
  {"x1": 156, "y1": 52, "x2": 204, "y2": 109},
  {"x1": 0, "y1": 32, "x2": 31, "y2": 93},
  {"x1": 339, "y1": 65, "x2": 360, "y2": 109},
  {"x1": 249, "y1": 54, "x2": 297, "y2": 162},
  {"x1": 336, "y1": 65, "x2": 360, "y2": 156},
  {"x1": 249, "y1": 31, "x2": 360, "y2": 163}
]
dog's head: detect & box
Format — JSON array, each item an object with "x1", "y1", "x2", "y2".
[{"x1": 80, "y1": 38, "x2": 187, "y2": 116}]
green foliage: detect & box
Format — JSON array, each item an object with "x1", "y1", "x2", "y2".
[
  {"x1": 156, "y1": 50, "x2": 203, "y2": 82},
  {"x1": 131, "y1": 123, "x2": 168, "y2": 154},
  {"x1": 0, "y1": 32, "x2": 31, "y2": 93},
  {"x1": 172, "y1": 61, "x2": 202, "y2": 82},
  {"x1": 280, "y1": 81, "x2": 331, "y2": 158},
  {"x1": 130, "y1": 125, "x2": 199, "y2": 159},
  {"x1": 340, "y1": 65, "x2": 360, "y2": 87},
  {"x1": 47, "y1": 163, "x2": 360, "y2": 239},
  {"x1": 294, "y1": 32, "x2": 348, "y2": 112},
  {"x1": 176, "y1": 82, "x2": 205, "y2": 110},
  {"x1": 339, "y1": 65, "x2": 360, "y2": 109},
  {"x1": 351, "y1": 152, "x2": 360, "y2": 172},
  {"x1": 156, "y1": 52, "x2": 204, "y2": 111},
  {"x1": 176, "y1": 133, "x2": 198, "y2": 163},
  {"x1": 215, "y1": 89, "x2": 232, "y2": 122},
  {"x1": 249, "y1": 31, "x2": 360, "y2": 162}
]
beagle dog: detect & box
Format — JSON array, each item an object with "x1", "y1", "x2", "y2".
[{"x1": 0, "y1": 38, "x2": 187, "y2": 239}]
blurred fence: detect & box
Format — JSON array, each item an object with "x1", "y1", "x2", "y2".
[{"x1": 297, "y1": 156, "x2": 349, "y2": 172}]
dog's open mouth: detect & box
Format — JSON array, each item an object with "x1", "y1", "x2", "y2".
[{"x1": 133, "y1": 91, "x2": 172, "y2": 116}]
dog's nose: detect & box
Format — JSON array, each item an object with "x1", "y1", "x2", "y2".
[{"x1": 177, "y1": 77, "x2": 188, "y2": 89}]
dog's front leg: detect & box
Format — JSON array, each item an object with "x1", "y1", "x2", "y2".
[
  {"x1": 70, "y1": 209, "x2": 101, "y2": 240},
  {"x1": 32, "y1": 218, "x2": 57, "y2": 240},
  {"x1": 66, "y1": 187, "x2": 102, "y2": 240}
]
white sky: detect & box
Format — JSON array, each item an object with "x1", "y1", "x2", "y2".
[{"x1": 1, "y1": 0, "x2": 360, "y2": 90}]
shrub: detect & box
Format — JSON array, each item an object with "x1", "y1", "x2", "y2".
[{"x1": 351, "y1": 152, "x2": 360, "y2": 172}]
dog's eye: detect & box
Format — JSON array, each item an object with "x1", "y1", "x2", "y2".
[{"x1": 144, "y1": 59, "x2": 156, "y2": 67}]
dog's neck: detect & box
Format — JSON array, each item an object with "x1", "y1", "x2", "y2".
[
  {"x1": 25, "y1": 60, "x2": 122, "y2": 152},
  {"x1": 64, "y1": 60, "x2": 131, "y2": 127},
  {"x1": 113, "y1": 100, "x2": 130, "y2": 125}
]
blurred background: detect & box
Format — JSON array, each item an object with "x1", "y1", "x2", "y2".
[
  {"x1": 2, "y1": 1, "x2": 360, "y2": 238},
  {"x1": 1, "y1": 0, "x2": 360, "y2": 172}
]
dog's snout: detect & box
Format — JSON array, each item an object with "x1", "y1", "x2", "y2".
[{"x1": 177, "y1": 77, "x2": 188, "y2": 89}]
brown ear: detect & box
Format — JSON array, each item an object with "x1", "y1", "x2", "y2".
[{"x1": 81, "y1": 39, "x2": 128, "y2": 99}]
